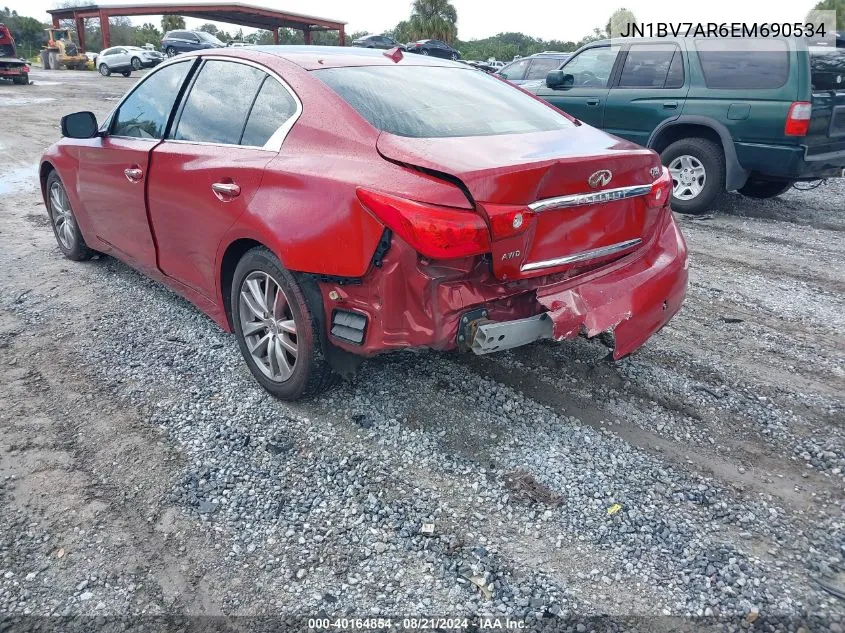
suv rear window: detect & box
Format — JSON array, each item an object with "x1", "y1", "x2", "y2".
[
  {"x1": 810, "y1": 47, "x2": 845, "y2": 91},
  {"x1": 316, "y1": 66, "x2": 573, "y2": 138},
  {"x1": 695, "y1": 39, "x2": 789, "y2": 89}
]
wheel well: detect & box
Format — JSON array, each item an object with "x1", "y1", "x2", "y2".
[
  {"x1": 650, "y1": 124, "x2": 723, "y2": 155},
  {"x1": 39, "y1": 162, "x2": 55, "y2": 199},
  {"x1": 219, "y1": 238, "x2": 265, "y2": 329}
]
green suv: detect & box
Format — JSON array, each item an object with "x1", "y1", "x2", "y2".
[{"x1": 525, "y1": 37, "x2": 845, "y2": 213}]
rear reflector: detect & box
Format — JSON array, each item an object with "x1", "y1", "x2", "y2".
[
  {"x1": 785, "y1": 101, "x2": 812, "y2": 136},
  {"x1": 647, "y1": 167, "x2": 672, "y2": 208},
  {"x1": 356, "y1": 188, "x2": 490, "y2": 259}
]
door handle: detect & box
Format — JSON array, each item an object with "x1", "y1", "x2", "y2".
[
  {"x1": 211, "y1": 182, "x2": 241, "y2": 201},
  {"x1": 124, "y1": 167, "x2": 143, "y2": 182},
  {"x1": 586, "y1": 98, "x2": 601, "y2": 106},
  {"x1": 663, "y1": 101, "x2": 678, "y2": 109}
]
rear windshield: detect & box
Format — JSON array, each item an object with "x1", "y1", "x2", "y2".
[
  {"x1": 810, "y1": 47, "x2": 845, "y2": 91},
  {"x1": 315, "y1": 65, "x2": 574, "y2": 138}
]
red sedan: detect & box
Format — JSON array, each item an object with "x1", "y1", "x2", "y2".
[{"x1": 40, "y1": 46, "x2": 688, "y2": 400}]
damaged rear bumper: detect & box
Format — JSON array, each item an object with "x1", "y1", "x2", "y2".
[{"x1": 320, "y1": 209, "x2": 688, "y2": 359}]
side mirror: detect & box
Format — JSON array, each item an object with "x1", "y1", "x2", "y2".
[
  {"x1": 546, "y1": 70, "x2": 574, "y2": 90},
  {"x1": 61, "y1": 111, "x2": 99, "y2": 138}
]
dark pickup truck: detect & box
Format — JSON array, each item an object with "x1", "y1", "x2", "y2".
[{"x1": 0, "y1": 23, "x2": 30, "y2": 85}]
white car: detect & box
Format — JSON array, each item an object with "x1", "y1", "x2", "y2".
[{"x1": 96, "y1": 46, "x2": 164, "y2": 77}]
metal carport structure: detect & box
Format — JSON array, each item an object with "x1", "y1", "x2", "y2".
[{"x1": 46, "y1": 1, "x2": 347, "y2": 52}]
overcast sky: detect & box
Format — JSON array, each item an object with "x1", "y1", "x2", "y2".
[{"x1": 4, "y1": 0, "x2": 827, "y2": 43}]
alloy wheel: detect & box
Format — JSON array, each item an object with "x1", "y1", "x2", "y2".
[
  {"x1": 238, "y1": 271, "x2": 298, "y2": 382},
  {"x1": 49, "y1": 181, "x2": 76, "y2": 250},
  {"x1": 668, "y1": 154, "x2": 706, "y2": 201},
  {"x1": 131, "y1": 57, "x2": 141, "y2": 70},
  {"x1": 166, "y1": 47, "x2": 176, "y2": 57}
]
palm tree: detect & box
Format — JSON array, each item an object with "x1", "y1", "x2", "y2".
[
  {"x1": 408, "y1": 0, "x2": 458, "y2": 43},
  {"x1": 160, "y1": 15, "x2": 186, "y2": 32}
]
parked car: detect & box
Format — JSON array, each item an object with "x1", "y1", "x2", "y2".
[
  {"x1": 96, "y1": 46, "x2": 162, "y2": 76},
  {"x1": 41, "y1": 46, "x2": 687, "y2": 400},
  {"x1": 352, "y1": 34, "x2": 404, "y2": 50},
  {"x1": 228, "y1": 41, "x2": 248, "y2": 47},
  {"x1": 525, "y1": 37, "x2": 845, "y2": 213},
  {"x1": 497, "y1": 51, "x2": 570, "y2": 85},
  {"x1": 84, "y1": 51, "x2": 99, "y2": 65},
  {"x1": 405, "y1": 39, "x2": 461, "y2": 60},
  {"x1": 161, "y1": 30, "x2": 224, "y2": 57}
]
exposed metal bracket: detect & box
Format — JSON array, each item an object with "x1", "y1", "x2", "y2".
[
  {"x1": 456, "y1": 307, "x2": 489, "y2": 351},
  {"x1": 469, "y1": 313, "x2": 553, "y2": 355}
]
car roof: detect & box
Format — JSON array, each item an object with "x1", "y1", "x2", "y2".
[{"x1": 234, "y1": 45, "x2": 463, "y2": 70}]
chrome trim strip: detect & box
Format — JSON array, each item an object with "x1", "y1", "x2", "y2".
[
  {"x1": 520, "y1": 238, "x2": 642, "y2": 272},
  {"x1": 528, "y1": 184, "x2": 652, "y2": 213}
]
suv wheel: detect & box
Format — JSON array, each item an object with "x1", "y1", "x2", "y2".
[
  {"x1": 231, "y1": 247, "x2": 334, "y2": 401},
  {"x1": 98, "y1": 63, "x2": 110, "y2": 77},
  {"x1": 166, "y1": 46, "x2": 177, "y2": 57},
  {"x1": 738, "y1": 178, "x2": 794, "y2": 199},
  {"x1": 661, "y1": 137, "x2": 725, "y2": 215},
  {"x1": 130, "y1": 56, "x2": 141, "y2": 70}
]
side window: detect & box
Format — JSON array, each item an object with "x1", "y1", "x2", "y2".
[
  {"x1": 526, "y1": 57, "x2": 563, "y2": 80},
  {"x1": 172, "y1": 60, "x2": 265, "y2": 144},
  {"x1": 241, "y1": 78, "x2": 298, "y2": 147},
  {"x1": 187, "y1": 32, "x2": 200, "y2": 42},
  {"x1": 500, "y1": 58, "x2": 530, "y2": 80},
  {"x1": 695, "y1": 39, "x2": 789, "y2": 89},
  {"x1": 112, "y1": 60, "x2": 192, "y2": 139},
  {"x1": 617, "y1": 44, "x2": 682, "y2": 88},
  {"x1": 561, "y1": 46, "x2": 620, "y2": 87}
]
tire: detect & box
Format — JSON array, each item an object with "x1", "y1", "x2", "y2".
[
  {"x1": 231, "y1": 247, "x2": 334, "y2": 400},
  {"x1": 421, "y1": 49, "x2": 430, "y2": 56},
  {"x1": 451, "y1": 52, "x2": 458, "y2": 60},
  {"x1": 661, "y1": 137, "x2": 725, "y2": 215},
  {"x1": 738, "y1": 178, "x2": 794, "y2": 199},
  {"x1": 121, "y1": 70, "x2": 131, "y2": 77},
  {"x1": 45, "y1": 171, "x2": 94, "y2": 262},
  {"x1": 12, "y1": 73, "x2": 28, "y2": 85},
  {"x1": 130, "y1": 56, "x2": 141, "y2": 70},
  {"x1": 166, "y1": 46, "x2": 177, "y2": 57},
  {"x1": 99, "y1": 63, "x2": 110, "y2": 77}
]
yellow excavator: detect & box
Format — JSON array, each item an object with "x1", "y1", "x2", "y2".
[{"x1": 40, "y1": 27, "x2": 87, "y2": 70}]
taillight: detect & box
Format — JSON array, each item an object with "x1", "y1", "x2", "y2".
[
  {"x1": 23, "y1": 65, "x2": 30, "y2": 73},
  {"x1": 356, "y1": 188, "x2": 491, "y2": 259},
  {"x1": 647, "y1": 167, "x2": 672, "y2": 208},
  {"x1": 483, "y1": 204, "x2": 533, "y2": 239},
  {"x1": 785, "y1": 101, "x2": 811, "y2": 136}
]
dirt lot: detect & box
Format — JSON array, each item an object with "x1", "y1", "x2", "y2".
[{"x1": 1, "y1": 69, "x2": 843, "y2": 629}]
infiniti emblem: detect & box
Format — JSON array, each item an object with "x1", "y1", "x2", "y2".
[{"x1": 588, "y1": 169, "x2": 613, "y2": 188}]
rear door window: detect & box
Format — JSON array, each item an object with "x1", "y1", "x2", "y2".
[
  {"x1": 618, "y1": 44, "x2": 683, "y2": 88},
  {"x1": 241, "y1": 78, "x2": 299, "y2": 147},
  {"x1": 695, "y1": 39, "x2": 789, "y2": 89},
  {"x1": 172, "y1": 60, "x2": 264, "y2": 144},
  {"x1": 111, "y1": 60, "x2": 192, "y2": 139}
]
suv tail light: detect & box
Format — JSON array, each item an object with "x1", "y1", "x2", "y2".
[
  {"x1": 356, "y1": 188, "x2": 491, "y2": 259},
  {"x1": 647, "y1": 167, "x2": 672, "y2": 208},
  {"x1": 785, "y1": 101, "x2": 812, "y2": 136}
]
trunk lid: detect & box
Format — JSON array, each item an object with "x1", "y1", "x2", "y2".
[{"x1": 377, "y1": 126, "x2": 665, "y2": 280}]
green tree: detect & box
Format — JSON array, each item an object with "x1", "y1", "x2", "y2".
[
  {"x1": 0, "y1": 7, "x2": 47, "y2": 58},
  {"x1": 133, "y1": 22, "x2": 162, "y2": 48},
  {"x1": 807, "y1": 1, "x2": 843, "y2": 30},
  {"x1": 161, "y1": 15, "x2": 185, "y2": 32},
  {"x1": 198, "y1": 23, "x2": 218, "y2": 35},
  {"x1": 408, "y1": 0, "x2": 458, "y2": 43},
  {"x1": 606, "y1": 7, "x2": 636, "y2": 38}
]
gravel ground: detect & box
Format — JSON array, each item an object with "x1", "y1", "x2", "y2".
[{"x1": 1, "y1": 70, "x2": 843, "y2": 631}]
